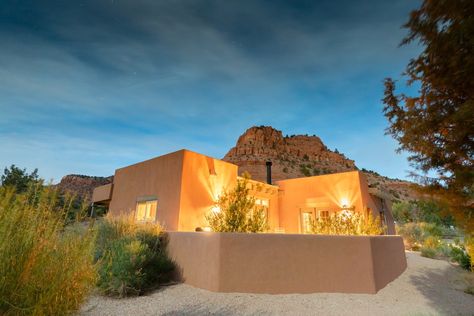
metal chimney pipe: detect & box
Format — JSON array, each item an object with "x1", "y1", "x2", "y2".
[{"x1": 265, "y1": 161, "x2": 272, "y2": 184}]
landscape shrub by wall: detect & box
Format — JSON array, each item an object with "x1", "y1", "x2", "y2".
[{"x1": 95, "y1": 216, "x2": 175, "y2": 297}]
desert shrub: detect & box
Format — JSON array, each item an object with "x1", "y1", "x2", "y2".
[
  {"x1": 397, "y1": 222, "x2": 443, "y2": 250},
  {"x1": 437, "y1": 242, "x2": 452, "y2": 258},
  {"x1": 310, "y1": 212, "x2": 383, "y2": 235},
  {"x1": 464, "y1": 236, "x2": 474, "y2": 270},
  {"x1": 421, "y1": 247, "x2": 437, "y2": 258},
  {"x1": 206, "y1": 174, "x2": 268, "y2": 233},
  {"x1": 449, "y1": 243, "x2": 472, "y2": 271},
  {"x1": 420, "y1": 236, "x2": 441, "y2": 258},
  {"x1": 0, "y1": 184, "x2": 96, "y2": 315},
  {"x1": 299, "y1": 165, "x2": 311, "y2": 177},
  {"x1": 95, "y1": 216, "x2": 175, "y2": 297}
]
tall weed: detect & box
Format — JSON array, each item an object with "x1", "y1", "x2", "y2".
[{"x1": 0, "y1": 185, "x2": 96, "y2": 315}]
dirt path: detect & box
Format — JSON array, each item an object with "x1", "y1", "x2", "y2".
[{"x1": 80, "y1": 252, "x2": 474, "y2": 315}]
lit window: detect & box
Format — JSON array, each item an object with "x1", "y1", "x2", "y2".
[
  {"x1": 136, "y1": 200, "x2": 157, "y2": 222},
  {"x1": 319, "y1": 210, "x2": 329, "y2": 220},
  {"x1": 255, "y1": 198, "x2": 270, "y2": 221},
  {"x1": 255, "y1": 198, "x2": 269, "y2": 207}
]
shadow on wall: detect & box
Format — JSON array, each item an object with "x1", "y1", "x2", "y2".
[{"x1": 408, "y1": 258, "x2": 473, "y2": 314}]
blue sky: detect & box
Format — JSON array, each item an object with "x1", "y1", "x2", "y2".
[{"x1": 0, "y1": 0, "x2": 421, "y2": 182}]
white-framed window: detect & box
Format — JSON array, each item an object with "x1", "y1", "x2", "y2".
[
  {"x1": 136, "y1": 199, "x2": 157, "y2": 222},
  {"x1": 255, "y1": 198, "x2": 269, "y2": 208},
  {"x1": 255, "y1": 198, "x2": 270, "y2": 220},
  {"x1": 318, "y1": 210, "x2": 329, "y2": 220}
]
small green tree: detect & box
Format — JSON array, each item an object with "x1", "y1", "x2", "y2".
[
  {"x1": 1, "y1": 165, "x2": 40, "y2": 193},
  {"x1": 206, "y1": 174, "x2": 268, "y2": 233}
]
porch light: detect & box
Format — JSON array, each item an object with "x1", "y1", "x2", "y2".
[
  {"x1": 340, "y1": 197, "x2": 350, "y2": 208},
  {"x1": 203, "y1": 226, "x2": 212, "y2": 232}
]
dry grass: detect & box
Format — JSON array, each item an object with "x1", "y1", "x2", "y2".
[{"x1": 0, "y1": 185, "x2": 96, "y2": 315}]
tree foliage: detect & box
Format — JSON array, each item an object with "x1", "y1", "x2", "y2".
[
  {"x1": 383, "y1": 0, "x2": 474, "y2": 232},
  {"x1": 392, "y1": 199, "x2": 455, "y2": 227},
  {"x1": 206, "y1": 174, "x2": 268, "y2": 233},
  {"x1": 1, "y1": 165, "x2": 40, "y2": 193}
]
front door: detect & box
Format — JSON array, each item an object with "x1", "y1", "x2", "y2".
[{"x1": 300, "y1": 209, "x2": 315, "y2": 234}]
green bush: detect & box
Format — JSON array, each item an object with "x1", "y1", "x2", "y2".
[
  {"x1": 420, "y1": 236, "x2": 441, "y2": 259},
  {"x1": 397, "y1": 222, "x2": 423, "y2": 249},
  {"x1": 437, "y1": 242, "x2": 452, "y2": 258},
  {"x1": 0, "y1": 185, "x2": 96, "y2": 315},
  {"x1": 421, "y1": 247, "x2": 437, "y2": 258},
  {"x1": 206, "y1": 173, "x2": 268, "y2": 233},
  {"x1": 95, "y1": 217, "x2": 175, "y2": 297},
  {"x1": 449, "y1": 244, "x2": 472, "y2": 270},
  {"x1": 397, "y1": 222, "x2": 444, "y2": 250}
]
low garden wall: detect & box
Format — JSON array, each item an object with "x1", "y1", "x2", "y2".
[{"x1": 167, "y1": 232, "x2": 407, "y2": 294}]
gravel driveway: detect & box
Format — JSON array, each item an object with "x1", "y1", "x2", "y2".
[{"x1": 80, "y1": 252, "x2": 474, "y2": 315}]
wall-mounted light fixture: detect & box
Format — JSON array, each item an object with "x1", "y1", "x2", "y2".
[{"x1": 340, "y1": 197, "x2": 350, "y2": 209}]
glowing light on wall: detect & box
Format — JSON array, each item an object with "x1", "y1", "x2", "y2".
[
  {"x1": 203, "y1": 227, "x2": 212, "y2": 232},
  {"x1": 211, "y1": 205, "x2": 221, "y2": 214},
  {"x1": 340, "y1": 197, "x2": 350, "y2": 208}
]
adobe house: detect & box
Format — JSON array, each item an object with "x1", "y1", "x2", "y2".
[{"x1": 93, "y1": 149, "x2": 396, "y2": 234}]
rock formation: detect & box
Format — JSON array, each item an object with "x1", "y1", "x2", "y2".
[
  {"x1": 58, "y1": 125, "x2": 417, "y2": 203},
  {"x1": 223, "y1": 126, "x2": 418, "y2": 202},
  {"x1": 56, "y1": 174, "x2": 113, "y2": 201}
]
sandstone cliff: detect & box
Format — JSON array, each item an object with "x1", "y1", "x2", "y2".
[
  {"x1": 56, "y1": 174, "x2": 113, "y2": 201},
  {"x1": 58, "y1": 126, "x2": 417, "y2": 203},
  {"x1": 223, "y1": 126, "x2": 418, "y2": 202}
]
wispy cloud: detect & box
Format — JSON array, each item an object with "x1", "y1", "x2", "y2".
[{"x1": 0, "y1": 0, "x2": 420, "y2": 181}]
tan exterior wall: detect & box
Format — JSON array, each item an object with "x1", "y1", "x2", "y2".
[
  {"x1": 108, "y1": 150, "x2": 185, "y2": 231},
  {"x1": 99, "y1": 150, "x2": 394, "y2": 234},
  {"x1": 178, "y1": 150, "x2": 238, "y2": 231},
  {"x1": 370, "y1": 235, "x2": 407, "y2": 290},
  {"x1": 92, "y1": 183, "x2": 113, "y2": 203},
  {"x1": 276, "y1": 171, "x2": 372, "y2": 233},
  {"x1": 167, "y1": 232, "x2": 407, "y2": 294}
]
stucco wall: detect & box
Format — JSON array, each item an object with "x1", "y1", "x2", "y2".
[
  {"x1": 108, "y1": 150, "x2": 185, "y2": 231},
  {"x1": 92, "y1": 183, "x2": 113, "y2": 203},
  {"x1": 167, "y1": 232, "x2": 407, "y2": 294},
  {"x1": 178, "y1": 150, "x2": 238, "y2": 231},
  {"x1": 276, "y1": 171, "x2": 371, "y2": 233}
]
